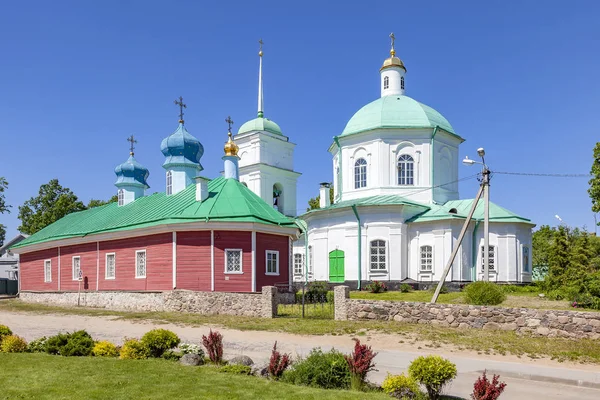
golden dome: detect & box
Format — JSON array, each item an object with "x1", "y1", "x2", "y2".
[
  {"x1": 224, "y1": 132, "x2": 239, "y2": 157},
  {"x1": 380, "y1": 50, "x2": 406, "y2": 72}
]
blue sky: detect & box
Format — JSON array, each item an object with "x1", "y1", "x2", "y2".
[{"x1": 1, "y1": 0, "x2": 599, "y2": 239}]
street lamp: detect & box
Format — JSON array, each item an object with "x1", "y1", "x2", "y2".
[{"x1": 462, "y1": 148, "x2": 491, "y2": 282}]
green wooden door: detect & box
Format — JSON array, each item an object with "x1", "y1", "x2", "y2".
[{"x1": 329, "y1": 250, "x2": 345, "y2": 283}]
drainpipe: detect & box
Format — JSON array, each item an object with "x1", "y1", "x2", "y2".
[
  {"x1": 430, "y1": 126, "x2": 439, "y2": 201},
  {"x1": 351, "y1": 205, "x2": 361, "y2": 290},
  {"x1": 471, "y1": 220, "x2": 480, "y2": 281},
  {"x1": 334, "y1": 136, "x2": 342, "y2": 202}
]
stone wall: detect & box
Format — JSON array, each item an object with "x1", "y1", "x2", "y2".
[
  {"x1": 20, "y1": 288, "x2": 277, "y2": 318},
  {"x1": 333, "y1": 286, "x2": 600, "y2": 339}
]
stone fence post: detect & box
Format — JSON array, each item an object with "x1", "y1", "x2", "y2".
[
  {"x1": 261, "y1": 286, "x2": 277, "y2": 318},
  {"x1": 334, "y1": 285, "x2": 350, "y2": 321}
]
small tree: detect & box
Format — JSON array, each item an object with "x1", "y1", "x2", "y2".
[
  {"x1": 306, "y1": 187, "x2": 334, "y2": 211},
  {"x1": 589, "y1": 142, "x2": 600, "y2": 215},
  {"x1": 202, "y1": 329, "x2": 223, "y2": 364},
  {"x1": 344, "y1": 339, "x2": 378, "y2": 390},
  {"x1": 471, "y1": 370, "x2": 507, "y2": 400},
  {"x1": 268, "y1": 341, "x2": 291, "y2": 380}
]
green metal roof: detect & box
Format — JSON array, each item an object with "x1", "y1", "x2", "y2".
[
  {"x1": 341, "y1": 95, "x2": 459, "y2": 138},
  {"x1": 302, "y1": 194, "x2": 430, "y2": 216},
  {"x1": 407, "y1": 199, "x2": 533, "y2": 225},
  {"x1": 238, "y1": 116, "x2": 283, "y2": 136},
  {"x1": 14, "y1": 178, "x2": 296, "y2": 249}
]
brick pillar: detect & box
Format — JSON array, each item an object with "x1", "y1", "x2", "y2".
[
  {"x1": 261, "y1": 286, "x2": 277, "y2": 318},
  {"x1": 334, "y1": 285, "x2": 350, "y2": 321}
]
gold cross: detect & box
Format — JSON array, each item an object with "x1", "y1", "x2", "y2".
[
  {"x1": 174, "y1": 96, "x2": 187, "y2": 123},
  {"x1": 259, "y1": 39, "x2": 264, "y2": 56},
  {"x1": 225, "y1": 116, "x2": 234, "y2": 132},
  {"x1": 127, "y1": 134, "x2": 137, "y2": 155}
]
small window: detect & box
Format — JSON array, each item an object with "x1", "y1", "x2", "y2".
[
  {"x1": 72, "y1": 256, "x2": 81, "y2": 280},
  {"x1": 481, "y1": 245, "x2": 495, "y2": 271},
  {"x1": 383, "y1": 76, "x2": 389, "y2": 90},
  {"x1": 308, "y1": 245, "x2": 314, "y2": 274},
  {"x1": 420, "y1": 245, "x2": 433, "y2": 271},
  {"x1": 370, "y1": 240, "x2": 386, "y2": 271},
  {"x1": 105, "y1": 253, "x2": 116, "y2": 279},
  {"x1": 354, "y1": 158, "x2": 367, "y2": 189},
  {"x1": 136, "y1": 250, "x2": 146, "y2": 278},
  {"x1": 225, "y1": 249, "x2": 243, "y2": 274},
  {"x1": 266, "y1": 250, "x2": 279, "y2": 275},
  {"x1": 166, "y1": 171, "x2": 173, "y2": 195},
  {"x1": 401, "y1": 76, "x2": 405, "y2": 90},
  {"x1": 523, "y1": 246, "x2": 530, "y2": 273},
  {"x1": 398, "y1": 154, "x2": 414, "y2": 186},
  {"x1": 44, "y1": 259, "x2": 52, "y2": 283},
  {"x1": 117, "y1": 189, "x2": 124, "y2": 206},
  {"x1": 294, "y1": 253, "x2": 304, "y2": 275}
]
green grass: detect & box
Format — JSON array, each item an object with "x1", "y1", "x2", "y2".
[
  {"x1": 0, "y1": 353, "x2": 389, "y2": 399},
  {"x1": 350, "y1": 291, "x2": 465, "y2": 303},
  {"x1": 277, "y1": 303, "x2": 334, "y2": 319}
]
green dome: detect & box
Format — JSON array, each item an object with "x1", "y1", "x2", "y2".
[
  {"x1": 238, "y1": 117, "x2": 283, "y2": 136},
  {"x1": 341, "y1": 95, "x2": 456, "y2": 136}
]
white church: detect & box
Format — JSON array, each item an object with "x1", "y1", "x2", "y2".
[{"x1": 235, "y1": 36, "x2": 534, "y2": 287}]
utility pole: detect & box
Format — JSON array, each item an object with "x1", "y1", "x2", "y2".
[{"x1": 483, "y1": 167, "x2": 490, "y2": 282}]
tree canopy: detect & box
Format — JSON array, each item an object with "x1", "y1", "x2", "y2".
[
  {"x1": 87, "y1": 195, "x2": 118, "y2": 209},
  {"x1": 589, "y1": 142, "x2": 600, "y2": 216},
  {"x1": 307, "y1": 188, "x2": 335, "y2": 212},
  {"x1": 0, "y1": 177, "x2": 9, "y2": 247}
]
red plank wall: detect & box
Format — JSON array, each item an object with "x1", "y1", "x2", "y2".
[
  {"x1": 213, "y1": 231, "x2": 252, "y2": 292},
  {"x1": 59, "y1": 243, "x2": 97, "y2": 291},
  {"x1": 176, "y1": 231, "x2": 211, "y2": 291},
  {"x1": 256, "y1": 233, "x2": 290, "y2": 290},
  {"x1": 19, "y1": 248, "x2": 59, "y2": 291}
]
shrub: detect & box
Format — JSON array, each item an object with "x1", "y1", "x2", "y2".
[
  {"x1": 282, "y1": 348, "x2": 350, "y2": 390},
  {"x1": 366, "y1": 281, "x2": 387, "y2": 294},
  {"x1": 408, "y1": 355, "x2": 457, "y2": 400},
  {"x1": 464, "y1": 282, "x2": 506, "y2": 306},
  {"x1": 179, "y1": 343, "x2": 205, "y2": 358},
  {"x1": 0, "y1": 325, "x2": 12, "y2": 344},
  {"x1": 202, "y1": 329, "x2": 224, "y2": 364},
  {"x1": 92, "y1": 340, "x2": 119, "y2": 357},
  {"x1": 1, "y1": 335, "x2": 28, "y2": 353},
  {"x1": 46, "y1": 330, "x2": 94, "y2": 357},
  {"x1": 27, "y1": 336, "x2": 48, "y2": 353},
  {"x1": 344, "y1": 339, "x2": 377, "y2": 390},
  {"x1": 219, "y1": 364, "x2": 252, "y2": 375},
  {"x1": 268, "y1": 341, "x2": 291, "y2": 380},
  {"x1": 141, "y1": 329, "x2": 180, "y2": 358},
  {"x1": 119, "y1": 338, "x2": 150, "y2": 360},
  {"x1": 162, "y1": 350, "x2": 183, "y2": 361},
  {"x1": 429, "y1": 285, "x2": 448, "y2": 295},
  {"x1": 382, "y1": 373, "x2": 424, "y2": 399},
  {"x1": 471, "y1": 370, "x2": 507, "y2": 400},
  {"x1": 399, "y1": 283, "x2": 413, "y2": 293}
]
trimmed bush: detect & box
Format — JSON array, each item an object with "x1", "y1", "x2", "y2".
[
  {"x1": 408, "y1": 355, "x2": 457, "y2": 400},
  {"x1": 0, "y1": 325, "x2": 13, "y2": 344},
  {"x1": 46, "y1": 330, "x2": 94, "y2": 357},
  {"x1": 344, "y1": 339, "x2": 377, "y2": 391},
  {"x1": 27, "y1": 336, "x2": 48, "y2": 353},
  {"x1": 202, "y1": 329, "x2": 224, "y2": 364},
  {"x1": 268, "y1": 341, "x2": 291, "y2": 380},
  {"x1": 119, "y1": 338, "x2": 150, "y2": 360},
  {"x1": 399, "y1": 283, "x2": 413, "y2": 293},
  {"x1": 1, "y1": 335, "x2": 28, "y2": 353},
  {"x1": 141, "y1": 329, "x2": 180, "y2": 358},
  {"x1": 219, "y1": 364, "x2": 252, "y2": 375},
  {"x1": 92, "y1": 340, "x2": 119, "y2": 357},
  {"x1": 464, "y1": 282, "x2": 506, "y2": 306},
  {"x1": 471, "y1": 370, "x2": 507, "y2": 400},
  {"x1": 282, "y1": 348, "x2": 350, "y2": 390},
  {"x1": 382, "y1": 373, "x2": 424, "y2": 399}
]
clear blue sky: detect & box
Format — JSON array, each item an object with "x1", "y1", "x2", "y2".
[{"x1": 1, "y1": 0, "x2": 599, "y2": 239}]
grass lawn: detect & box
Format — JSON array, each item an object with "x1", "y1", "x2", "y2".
[{"x1": 0, "y1": 353, "x2": 389, "y2": 399}]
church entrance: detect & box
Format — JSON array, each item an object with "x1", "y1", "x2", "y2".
[{"x1": 328, "y1": 249, "x2": 345, "y2": 283}]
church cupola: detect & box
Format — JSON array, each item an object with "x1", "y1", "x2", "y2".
[
  {"x1": 160, "y1": 97, "x2": 204, "y2": 195},
  {"x1": 223, "y1": 116, "x2": 240, "y2": 180},
  {"x1": 114, "y1": 135, "x2": 150, "y2": 206},
  {"x1": 380, "y1": 32, "x2": 406, "y2": 97}
]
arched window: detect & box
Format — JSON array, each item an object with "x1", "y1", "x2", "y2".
[
  {"x1": 398, "y1": 155, "x2": 414, "y2": 185},
  {"x1": 273, "y1": 183, "x2": 283, "y2": 212},
  {"x1": 370, "y1": 240, "x2": 386, "y2": 270},
  {"x1": 383, "y1": 76, "x2": 389, "y2": 90},
  {"x1": 166, "y1": 171, "x2": 173, "y2": 195},
  {"x1": 354, "y1": 158, "x2": 367, "y2": 189},
  {"x1": 117, "y1": 189, "x2": 124, "y2": 206},
  {"x1": 401, "y1": 76, "x2": 405, "y2": 90},
  {"x1": 420, "y1": 245, "x2": 433, "y2": 271}
]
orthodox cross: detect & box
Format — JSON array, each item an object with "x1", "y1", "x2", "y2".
[
  {"x1": 127, "y1": 134, "x2": 137, "y2": 155},
  {"x1": 259, "y1": 39, "x2": 264, "y2": 55},
  {"x1": 389, "y1": 32, "x2": 395, "y2": 51},
  {"x1": 225, "y1": 116, "x2": 234, "y2": 133},
  {"x1": 174, "y1": 96, "x2": 187, "y2": 123}
]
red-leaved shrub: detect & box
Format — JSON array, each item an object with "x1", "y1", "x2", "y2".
[
  {"x1": 471, "y1": 370, "x2": 507, "y2": 400},
  {"x1": 268, "y1": 341, "x2": 291, "y2": 379},
  {"x1": 202, "y1": 329, "x2": 223, "y2": 364},
  {"x1": 344, "y1": 339, "x2": 378, "y2": 390}
]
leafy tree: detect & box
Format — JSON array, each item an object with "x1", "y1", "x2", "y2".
[
  {"x1": 0, "y1": 224, "x2": 5, "y2": 248},
  {"x1": 589, "y1": 142, "x2": 600, "y2": 215},
  {"x1": 532, "y1": 225, "x2": 555, "y2": 267},
  {"x1": 18, "y1": 179, "x2": 86, "y2": 235},
  {"x1": 87, "y1": 195, "x2": 118, "y2": 209},
  {"x1": 546, "y1": 226, "x2": 570, "y2": 290},
  {"x1": 307, "y1": 187, "x2": 334, "y2": 211},
  {"x1": 0, "y1": 177, "x2": 9, "y2": 214}
]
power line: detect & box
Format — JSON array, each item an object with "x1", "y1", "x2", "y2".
[{"x1": 494, "y1": 171, "x2": 592, "y2": 178}]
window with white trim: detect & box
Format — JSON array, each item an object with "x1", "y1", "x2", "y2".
[
  {"x1": 166, "y1": 171, "x2": 173, "y2": 195},
  {"x1": 523, "y1": 246, "x2": 530, "y2": 273},
  {"x1": 266, "y1": 250, "x2": 279, "y2": 275},
  {"x1": 308, "y1": 245, "x2": 314, "y2": 274},
  {"x1": 354, "y1": 158, "x2": 367, "y2": 189},
  {"x1": 481, "y1": 245, "x2": 495, "y2": 271},
  {"x1": 117, "y1": 189, "x2": 124, "y2": 206},
  {"x1": 44, "y1": 259, "x2": 52, "y2": 283},
  {"x1": 135, "y1": 250, "x2": 146, "y2": 278},
  {"x1": 420, "y1": 245, "x2": 433, "y2": 271},
  {"x1": 105, "y1": 253, "x2": 116, "y2": 279},
  {"x1": 72, "y1": 256, "x2": 81, "y2": 280},
  {"x1": 383, "y1": 76, "x2": 389, "y2": 90},
  {"x1": 401, "y1": 76, "x2": 405, "y2": 90},
  {"x1": 225, "y1": 249, "x2": 242, "y2": 273},
  {"x1": 294, "y1": 253, "x2": 304, "y2": 275},
  {"x1": 398, "y1": 154, "x2": 414, "y2": 185},
  {"x1": 369, "y1": 240, "x2": 386, "y2": 271}
]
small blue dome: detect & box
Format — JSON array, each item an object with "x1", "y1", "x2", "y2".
[
  {"x1": 160, "y1": 123, "x2": 204, "y2": 170},
  {"x1": 114, "y1": 155, "x2": 150, "y2": 188}
]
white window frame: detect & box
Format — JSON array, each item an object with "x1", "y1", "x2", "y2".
[
  {"x1": 266, "y1": 250, "x2": 280, "y2": 276},
  {"x1": 398, "y1": 154, "x2": 415, "y2": 186},
  {"x1": 354, "y1": 158, "x2": 367, "y2": 189},
  {"x1": 420, "y1": 245, "x2": 433, "y2": 272},
  {"x1": 166, "y1": 171, "x2": 173, "y2": 195},
  {"x1": 369, "y1": 239, "x2": 387, "y2": 271},
  {"x1": 481, "y1": 245, "x2": 496, "y2": 271},
  {"x1": 72, "y1": 256, "x2": 81, "y2": 281},
  {"x1": 383, "y1": 76, "x2": 389, "y2": 90},
  {"x1": 135, "y1": 250, "x2": 147, "y2": 279},
  {"x1": 117, "y1": 189, "x2": 124, "y2": 206},
  {"x1": 44, "y1": 259, "x2": 52, "y2": 283},
  {"x1": 293, "y1": 253, "x2": 304, "y2": 276},
  {"x1": 224, "y1": 249, "x2": 243, "y2": 274},
  {"x1": 105, "y1": 252, "x2": 116, "y2": 280}
]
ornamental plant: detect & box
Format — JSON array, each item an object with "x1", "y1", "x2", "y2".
[
  {"x1": 45, "y1": 330, "x2": 94, "y2": 357},
  {"x1": 92, "y1": 340, "x2": 119, "y2": 357},
  {"x1": 27, "y1": 336, "x2": 48, "y2": 353},
  {"x1": 180, "y1": 343, "x2": 205, "y2": 358},
  {"x1": 366, "y1": 281, "x2": 387, "y2": 294},
  {"x1": 282, "y1": 348, "x2": 351, "y2": 389},
  {"x1": 382, "y1": 373, "x2": 423, "y2": 399},
  {"x1": 464, "y1": 281, "x2": 506, "y2": 306},
  {"x1": 471, "y1": 370, "x2": 507, "y2": 400},
  {"x1": 0, "y1": 325, "x2": 13, "y2": 344},
  {"x1": 202, "y1": 329, "x2": 224, "y2": 364},
  {"x1": 219, "y1": 364, "x2": 253, "y2": 375},
  {"x1": 344, "y1": 339, "x2": 378, "y2": 390},
  {"x1": 119, "y1": 338, "x2": 150, "y2": 360},
  {"x1": 1, "y1": 335, "x2": 28, "y2": 353},
  {"x1": 268, "y1": 341, "x2": 291, "y2": 380},
  {"x1": 408, "y1": 355, "x2": 457, "y2": 400},
  {"x1": 141, "y1": 329, "x2": 180, "y2": 358}
]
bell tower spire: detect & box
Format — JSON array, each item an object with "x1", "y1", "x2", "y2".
[{"x1": 257, "y1": 39, "x2": 264, "y2": 118}]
